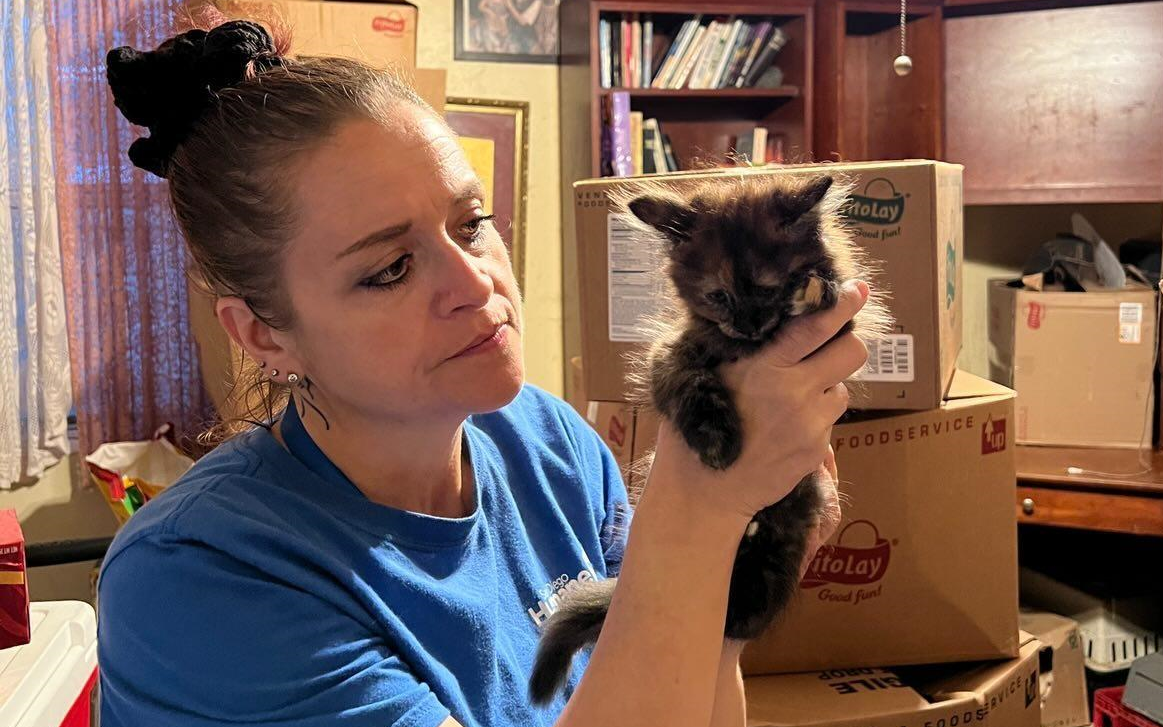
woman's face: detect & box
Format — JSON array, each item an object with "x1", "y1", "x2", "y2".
[{"x1": 272, "y1": 105, "x2": 524, "y2": 425}]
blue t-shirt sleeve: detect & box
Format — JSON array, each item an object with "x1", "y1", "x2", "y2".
[{"x1": 98, "y1": 533, "x2": 451, "y2": 727}]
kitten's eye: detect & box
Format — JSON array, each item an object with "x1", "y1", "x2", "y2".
[{"x1": 705, "y1": 290, "x2": 731, "y2": 307}]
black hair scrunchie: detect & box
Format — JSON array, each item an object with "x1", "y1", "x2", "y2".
[{"x1": 106, "y1": 20, "x2": 283, "y2": 178}]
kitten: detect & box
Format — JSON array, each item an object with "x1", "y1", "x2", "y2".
[{"x1": 528, "y1": 174, "x2": 891, "y2": 705}]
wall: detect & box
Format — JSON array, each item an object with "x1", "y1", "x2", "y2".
[{"x1": 413, "y1": 0, "x2": 564, "y2": 395}]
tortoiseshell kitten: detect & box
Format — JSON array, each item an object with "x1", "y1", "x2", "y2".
[{"x1": 528, "y1": 174, "x2": 891, "y2": 705}]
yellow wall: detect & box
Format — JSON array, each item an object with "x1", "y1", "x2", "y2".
[{"x1": 413, "y1": 0, "x2": 564, "y2": 395}]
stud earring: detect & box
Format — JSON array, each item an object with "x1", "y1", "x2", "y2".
[
  {"x1": 286, "y1": 372, "x2": 300, "y2": 385},
  {"x1": 270, "y1": 369, "x2": 279, "y2": 378}
]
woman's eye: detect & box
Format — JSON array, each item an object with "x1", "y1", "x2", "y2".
[
  {"x1": 460, "y1": 214, "x2": 496, "y2": 241},
  {"x1": 361, "y1": 254, "x2": 412, "y2": 290}
]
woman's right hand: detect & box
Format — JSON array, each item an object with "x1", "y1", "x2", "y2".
[{"x1": 648, "y1": 280, "x2": 870, "y2": 526}]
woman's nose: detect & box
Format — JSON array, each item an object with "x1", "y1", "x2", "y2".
[{"x1": 434, "y1": 237, "x2": 494, "y2": 316}]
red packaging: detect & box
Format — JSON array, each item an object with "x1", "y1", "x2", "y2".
[{"x1": 0, "y1": 509, "x2": 30, "y2": 649}]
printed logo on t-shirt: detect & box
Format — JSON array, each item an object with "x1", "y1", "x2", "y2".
[{"x1": 527, "y1": 568, "x2": 599, "y2": 627}]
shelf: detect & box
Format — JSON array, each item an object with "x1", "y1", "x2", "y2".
[
  {"x1": 604, "y1": 86, "x2": 801, "y2": 98},
  {"x1": 1016, "y1": 445, "x2": 1163, "y2": 496},
  {"x1": 1015, "y1": 445, "x2": 1163, "y2": 537}
]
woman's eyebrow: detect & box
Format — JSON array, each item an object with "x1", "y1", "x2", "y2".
[
  {"x1": 336, "y1": 222, "x2": 412, "y2": 260},
  {"x1": 453, "y1": 179, "x2": 486, "y2": 205}
]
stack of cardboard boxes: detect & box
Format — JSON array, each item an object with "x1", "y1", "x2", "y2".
[{"x1": 570, "y1": 161, "x2": 1063, "y2": 725}]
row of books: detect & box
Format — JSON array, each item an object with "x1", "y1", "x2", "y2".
[
  {"x1": 602, "y1": 92, "x2": 680, "y2": 175},
  {"x1": 602, "y1": 91, "x2": 788, "y2": 176},
  {"x1": 598, "y1": 13, "x2": 789, "y2": 90}
]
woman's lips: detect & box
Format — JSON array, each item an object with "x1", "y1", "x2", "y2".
[{"x1": 451, "y1": 322, "x2": 510, "y2": 359}]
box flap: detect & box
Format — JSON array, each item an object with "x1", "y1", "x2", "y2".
[
  {"x1": 573, "y1": 160, "x2": 963, "y2": 191},
  {"x1": 745, "y1": 669, "x2": 930, "y2": 726},
  {"x1": 944, "y1": 369, "x2": 1014, "y2": 401}
]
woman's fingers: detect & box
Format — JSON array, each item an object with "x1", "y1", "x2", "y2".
[
  {"x1": 764, "y1": 280, "x2": 870, "y2": 367},
  {"x1": 804, "y1": 332, "x2": 871, "y2": 389}
]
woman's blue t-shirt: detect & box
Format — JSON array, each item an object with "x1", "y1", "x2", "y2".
[{"x1": 97, "y1": 385, "x2": 634, "y2": 727}]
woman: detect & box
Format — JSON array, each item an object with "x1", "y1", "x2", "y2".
[{"x1": 97, "y1": 18, "x2": 870, "y2": 727}]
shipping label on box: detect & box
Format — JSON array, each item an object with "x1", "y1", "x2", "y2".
[
  {"x1": 738, "y1": 371, "x2": 1019, "y2": 674},
  {"x1": 0, "y1": 509, "x2": 30, "y2": 649},
  {"x1": 988, "y1": 280, "x2": 1157, "y2": 448},
  {"x1": 573, "y1": 159, "x2": 964, "y2": 409},
  {"x1": 745, "y1": 634, "x2": 1042, "y2": 727}
]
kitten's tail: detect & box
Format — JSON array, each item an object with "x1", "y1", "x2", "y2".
[{"x1": 528, "y1": 577, "x2": 618, "y2": 705}]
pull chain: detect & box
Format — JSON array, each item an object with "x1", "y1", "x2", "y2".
[{"x1": 894, "y1": 0, "x2": 913, "y2": 76}]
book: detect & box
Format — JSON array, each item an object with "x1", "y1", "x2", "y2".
[
  {"x1": 609, "y1": 91, "x2": 633, "y2": 176},
  {"x1": 709, "y1": 18, "x2": 746, "y2": 89},
  {"x1": 734, "y1": 21, "x2": 772, "y2": 88},
  {"x1": 643, "y1": 118, "x2": 668, "y2": 173},
  {"x1": 598, "y1": 18, "x2": 612, "y2": 89},
  {"x1": 642, "y1": 16, "x2": 653, "y2": 87},
  {"x1": 622, "y1": 18, "x2": 633, "y2": 88},
  {"x1": 752, "y1": 127, "x2": 768, "y2": 164},
  {"x1": 629, "y1": 14, "x2": 641, "y2": 87},
  {"x1": 653, "y1": 18, "x2": 696, "y2": 88},
  {"x1": 719, "y1": 21, "x2": 755, "y2": 88},
  {"x1": 629, "y1": 111, "x2": 644, "y2": 175},
  {"x1": 599, "y1": 94, "x2": 613, "y2": 176},
  {"x1": 743, "y1": 26, "x2": 788, "y2": 88},
  {"x1": 661, "y1": 132, "x2": 679, "y2": 172},
  {"x1": 735, "y1": 132, "x2": 754, "y2": 162},
  {"x1": 765, "y1": 133, "x2": 786, "y2": 164},
  {"x1": 672, "y1": 22, "x2": 710, "y2": 88},
  {"x1": 687, "y1": 20, "x2": 723, "y2": 89},
  {"x1": 641, "y1": 118, "x2": 659, "y2": 174},
  {"x1": 611, "y1": 17, "x2": 621, "y2": 87}
]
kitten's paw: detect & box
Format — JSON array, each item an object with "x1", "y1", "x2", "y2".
[
  {"x1": 791, "y1": 276, "x2": 841, "y2": 316},
  {"x1": 685, "y1": 412, "x2": 743, "y2": 470}
]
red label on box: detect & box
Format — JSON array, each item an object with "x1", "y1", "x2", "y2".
[
  {"x1": 1025, "y1": 302, "x2": 1044, "y2": 330},
  {"x1": 801, "y1": 520, "x2": 892, "y2": 590},
  {"x1": 981, "y1": 415, "x2": 1007, "y2": 455},
  {"x1": 607, "y1": 415, "x2": 626, "y2": 449},
  {"x1": 372, "y1": 13, "x2": 406, "y2": 36}
]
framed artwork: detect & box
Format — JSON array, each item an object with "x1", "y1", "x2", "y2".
[
  {"x1": 444, "y1": 98, "x2": 529, "y2": 289},
  {"x1": 453, "y1": 0, "x2": 560, "y2": 64}
]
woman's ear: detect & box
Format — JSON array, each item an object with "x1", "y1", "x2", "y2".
[{"x1": 215, "y1": 296, "x2": 296, "y2": 371}]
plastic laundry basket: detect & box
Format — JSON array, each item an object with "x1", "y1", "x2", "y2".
[{"x1": 0, "y1": 601, "x2": 98, "y2": 727}]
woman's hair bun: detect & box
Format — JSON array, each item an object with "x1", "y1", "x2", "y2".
[{"x1": 106, "y1": 20, "x2": 283, "y2": 178}]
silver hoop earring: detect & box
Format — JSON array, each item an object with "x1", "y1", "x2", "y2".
[
  {"x1": 269, "y1": 369, "x2": 279, "y2": 378},
  {"x1": 286, "y1": 372, "x2": 300, "y2": 385}
]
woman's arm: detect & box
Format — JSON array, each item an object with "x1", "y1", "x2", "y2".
[{"x1": 709, "y1": 640, "x2": 748, "y2": 727}]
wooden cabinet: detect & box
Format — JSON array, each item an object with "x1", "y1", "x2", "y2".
[
  {"x1": 945, "y1": 1, "x2": 1163, "y2": 204},
  {"x1": 814, "y1": 0, "x2": 944, "y2": 161}
]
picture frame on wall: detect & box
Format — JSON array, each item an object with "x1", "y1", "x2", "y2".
[
  {"x1": 444, "y1": 98, "x2": 529, "y2": 289},
  {"x1": 453, "y1": 0, "x2": 560, "y2": 64}
]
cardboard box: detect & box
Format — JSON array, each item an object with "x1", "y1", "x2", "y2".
[
  {"x1": 1020, "y1": 611, "x2": 1090, "y2": 727},
  {"x1": 988, "y1": 280, "x2": 1157, "y2": 448},
  {"x1": 0, "y1": 510, "x2": 30, "y2": 649},
  {"x1": 572, "y1": 160, "x2": 964, "y2": 409},
  {"x1": 745, "y1": 633, "x2": 1042, "y2": 727},
  {"x1": 217, "y1": 0, "x2": 417, "y2": 68},
  {"x1": 584, "y1": 400, "x2": 659, "y2": 508},
  {"x1": 625, "y1": 371, "x2": 1019, "y2": 673}
]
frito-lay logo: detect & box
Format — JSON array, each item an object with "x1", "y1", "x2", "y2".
[
  {"x1": 843, "y1": 178, "x2": 905, "y2": 225},
  {"x1": 607, "y1": 415, "x2": 626, "y2": 449},
  {"x1": 801, "y1": 520, "x2": 891, "y2": 589},
  {"x1": 982, "y1": 415, "x2": 1007, "y2": 455},
  {"x1": 372, "y1": 13, "x2": 407, "y2": 35},
  {"x1": 1026, "y1": 302, "x2": 1044, "y2": 329}
]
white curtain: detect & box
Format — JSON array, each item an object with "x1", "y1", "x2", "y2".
[{"x1": 0, "y1": 0, "x2": 73, "y2": 487}]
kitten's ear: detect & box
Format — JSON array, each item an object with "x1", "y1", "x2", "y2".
[
  {"x1": 780, "y1": 176, "x2": 834, "y2": 223},
  {"x1": 627, "y1": 195, "x2": 696, "y2": 243}
]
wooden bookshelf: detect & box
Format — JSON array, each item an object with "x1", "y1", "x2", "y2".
[{"x1": 561, "y1": 1, "x2": 816, "y2": 177}]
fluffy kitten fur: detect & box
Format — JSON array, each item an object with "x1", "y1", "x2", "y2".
[{"x1": 528, "y1": 173, "x2": 892, "y2": 705}]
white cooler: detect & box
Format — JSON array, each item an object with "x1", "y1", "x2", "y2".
[{"x1": 0, "y1": 601, "x2": 98, "y2": 727}]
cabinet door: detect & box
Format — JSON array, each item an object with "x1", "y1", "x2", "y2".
[{"x1": 946, "y1": 1, "x2": 1163, "y2": 204}]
